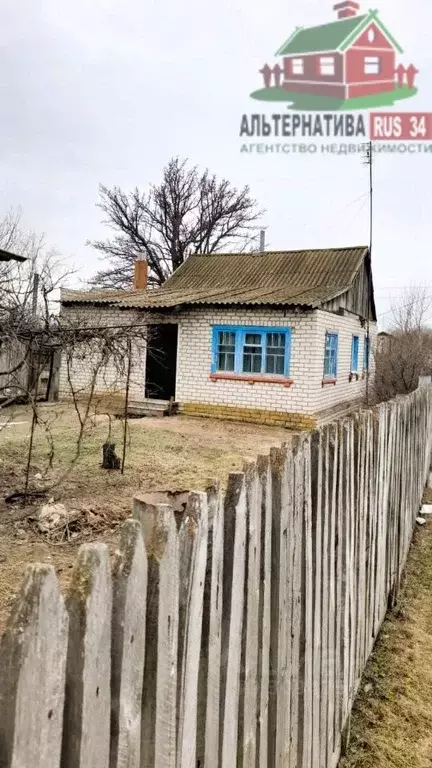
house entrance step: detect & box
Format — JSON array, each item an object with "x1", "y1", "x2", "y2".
[{"x1": 126, "y1": 399, "x2": 179, "y2": 418}]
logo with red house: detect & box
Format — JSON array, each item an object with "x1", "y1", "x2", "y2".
[{"x1": 252, "y1": 2, "x2": 419, "y2": 111}]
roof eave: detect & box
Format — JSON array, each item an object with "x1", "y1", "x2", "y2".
[
  {"x1": 61, "y1": 298, "x2": 120, "y2": 307},
  {"x1": 0, "y1": 249, "x2": 26, "y2": 263},
  {"x1": 118, "y1": 303, "x2": 182, "y2": 312},
  {"x1": 119, "y1": 300, "x2": 318, "y2": 311},
  {"x1": 275, "y1": 26, "x2": 304, "y2": 56},
  {"x1": 281, "y1": 46, "x2": 342, "y2": 55}
]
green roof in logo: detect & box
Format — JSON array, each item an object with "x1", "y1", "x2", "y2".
[
  {"x1": 276, "y1": 11, "x2": 403, "y2": 56},
  {"x1": 277, "y1": 16, "x2": 368, "y2": 56}
]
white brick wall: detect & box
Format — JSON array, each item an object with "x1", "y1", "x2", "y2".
[
  {"x1": 310, "y1": 310, "x2": 377, "y2": 413},
  {"x1": 176, "y1": 307, "x2": 315, "y2": 413},
  {"x1": 175, "y1": 307, "x2": 377, "y2": 416},
  {"x1": 58, "y1": 305, "x2": 147, "y2": 402},
  {"x1": 59, "y1": 303, "x2": 377, "y2": 417}
]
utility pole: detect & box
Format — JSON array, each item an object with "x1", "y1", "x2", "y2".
[
  {"x1": 363, "y1": 141, "x2": 373, "y2": 406},
  {"x1": 32, "y1": 272, "x2": 40, "y2": 317},
  {"x1": 29, "y1": 272, "x2": 40, "y2": 404}
]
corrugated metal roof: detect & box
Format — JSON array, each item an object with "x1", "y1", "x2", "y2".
[
  {"x1": 117, "y1": 247, "x2": 368, "y2": 309},
  {"x1": 62, "y1": 246, "x2": 369, "y2": 310},
  {"x1": 61, "y1": 288, "x2": 137, "y2": 304}
]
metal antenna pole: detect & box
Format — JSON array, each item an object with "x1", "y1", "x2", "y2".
[{"x1": 365, "y1": 141, "x2": 373, "y2": 406}]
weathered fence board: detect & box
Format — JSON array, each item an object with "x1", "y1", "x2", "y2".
[
  {"x1": 340, "y1": 423, "x2": 351, "y2": 734},
  {"x1": 268, "y1": 445, "x2": 291, "y2": 768},
  {"x1": 176, "y1": 492, "x2": 208, "y2": 768},
  {"x1": 111, "y1": 520, "x2": 148, "y2": 768},
  {"x1": 256, "y1": 454, "x2": 272, "y2": 768},
  {"x1": 355, "y1": 415, "x2": 367, "y2": 683},
  {"x1": 366, "y1": 415, "x2": 378, "y2": 656},
  {"x1": 311, "y1": 431, "x2": 323, "y2": 768},
  {"x1": 133, "y1": 501, "x2": 179, "y2": 768},
  {"x1": 197, "y1": 483, "x2": 224, "y2": 768},
  {"x1": 319, "y1": 427, "x2": 331, "y2": 768},
  {"x1": 302, "y1": 436, "x2": 314, "y2": 768},
  {"x1": 327, "y1": 423, "x2": 338, "y2": 764},
  {"x1": 0, "y1": 387, "x2": 431, "y2": 768},
  {"x1": 334, "y1": 422, "x2": 343, "y2": 744},
  {"x1": 282, "y1": 445, "x2": 295, "y2": 768},
  {"x1": 219, "y1": 473, "x2": 247, "y2": 768},
  {"x1": 348, "y1": 419, "x2": 357, "y2": 709},
  {"x1": 290, "y1": 438, "x2": 304, "y2": 767},
  {"x1": 61, "y1": 543, "x2": 112, "y2": 768},
  {"x1": 0, "y1": 565, "x2": 68, "y2": 768},
  {"x1": 238, "y1": 462, "x2": 261, "y2": 768}
]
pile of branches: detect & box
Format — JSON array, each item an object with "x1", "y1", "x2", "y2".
[{"x1": 26, "y1": 506, "x2": 126, "y2": 544}]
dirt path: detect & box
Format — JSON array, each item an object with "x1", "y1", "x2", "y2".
[{"x1": 341, "y1": 517, "x2": 432, "y2": 768}]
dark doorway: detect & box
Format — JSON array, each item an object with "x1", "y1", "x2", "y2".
[{"x1": 145, "y1": 324, "x2": 178, "y2": 400}]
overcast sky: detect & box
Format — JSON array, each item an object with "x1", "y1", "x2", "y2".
[{"x1": 1, "y1": 0, "x2": 431, "y2": 328}]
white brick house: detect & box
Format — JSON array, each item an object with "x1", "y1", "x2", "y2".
[{"x1": 60, "y1": 246, "x2": 377, "y2": 429}]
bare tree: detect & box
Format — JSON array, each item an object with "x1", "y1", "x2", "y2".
[
  {"x1": 89, "y1": 157, "x2": 263, "y2": 289},
  {"x1": 375, "y1": 286, "x2": 432, "y2": 401},
  {"x1": 2, "y1": 308, "x2": 150, "y2": 503},
  {"x1": 0, "y1": 209, "x2": 152, "y2": 511},
  {"x1": 391, "y1": 285, "x2": 432, "y2": 333},
  {"x1": 0, "y1": 209, "x2": 76, "y2": 404}
]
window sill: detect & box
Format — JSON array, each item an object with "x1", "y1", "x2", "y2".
[
  {"x1": 210, "y1": 373, "x2": 294, "y2": 388},
  {"x1": 322, "y1": 377, "x2": 337, "y2": 387}
]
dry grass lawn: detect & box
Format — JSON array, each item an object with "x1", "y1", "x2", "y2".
[
  {"x1": 0, "y1": 402, "x2": 289, "y2": 631},
  {"x1": 341, "y1": 516, "x2": 432, "y2": 768},
  {"x1": 0, "y1": 402, "x2": 290, "y2": 512}
]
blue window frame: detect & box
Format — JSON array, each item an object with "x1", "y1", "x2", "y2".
[
  {"x1": 351, "y1": 335, "x2": 359, "y2": 373},
  {"x1": 324, "y1": 332, "x2": 338, "y2": 378},
  {"x1": 211, "y1": 326, "x2": 291, "y2": 378},
  {"x1": 216, "y1": 330, "x2": 236, "y2": 372},
  {"x1": 364, "y1": 336, "x2": 370, "y2": 371}
]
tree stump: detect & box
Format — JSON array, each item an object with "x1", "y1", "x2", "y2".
[{"x1": 102, "y1": 442, "x2": 121, "y2": 470}]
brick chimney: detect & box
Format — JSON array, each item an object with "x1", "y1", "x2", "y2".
[
  {"x1": 133, "y1": 259, "x2": 148, "y2": 290},
  {"x1": 333, "y1": 1, "x2": 360, "y2": 19}
]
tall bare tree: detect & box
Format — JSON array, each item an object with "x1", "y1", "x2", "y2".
[
  {"x1": 375, "y1": 285, "x2": 432, "y2": 401},
  {"x1": 89, "y1": 157, "x2": 263, "y2": 289}
]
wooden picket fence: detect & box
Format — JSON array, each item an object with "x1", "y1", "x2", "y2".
[{"x1": 1, "y1": 387, "x2": 432, "y2": 768}]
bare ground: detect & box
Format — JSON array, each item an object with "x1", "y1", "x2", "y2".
[
  {"x1": 340, "y1": 514, "x2": 432, "y2": 768},
  {"x1": 0, "y1": 402, "x2": 289, "y2": 631}
]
